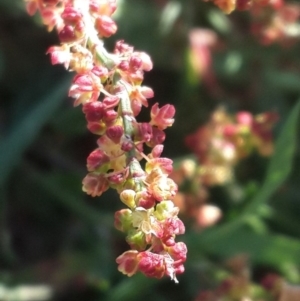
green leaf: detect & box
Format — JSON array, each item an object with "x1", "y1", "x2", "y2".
[
  {"x1": 243, "y1": 100, "x2": 300, "y2": 215},
  {"x1": 159, "y1": 1, "x2": 182, "y2": 36},
  {"x1": 186, "y1": 225, "x2": 300, "y2": 273},
  {"x1": 23, "y1": 164, "x2": 112, "y2": 226},
  {"x1": 104, "y1": 275, "x2": 157, "y2": 301}
]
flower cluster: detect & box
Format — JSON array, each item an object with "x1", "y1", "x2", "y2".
[
  {"x1": 205, "y1": 0, "x2": 300, "y2": 45},
  {"x1": 186, "y1": 108, "x2": 278, "y2": 165},
  {"x1": 250, "y1": 0, "x2": 300, "y2": 45},
  {"x1": 171, "y1": 108, "x2": 278, "y2": 227},
  {"x1": 24, "y1": 0, "x2": 187, "y2": 282},
  {"x1": 194, "y1": 255, "x2": 300, "y2": 301}
]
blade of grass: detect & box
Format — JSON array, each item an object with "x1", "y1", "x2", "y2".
[
  {"x1": 186, "y1": 224, "x2": 300, "y2": 269},
  {"x1": 103, "y1": 275, "x2": 157, "y2": 301},
  {"x1": 242, "y1": 100, "x2": 300, "y2": 216},
  {"x1": 22, "y1": 162, "x2": 113, "y2": 226},
  {"x1": 0, "y1": 75, "x2": 71, "y2": 185}
]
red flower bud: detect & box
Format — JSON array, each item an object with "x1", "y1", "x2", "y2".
[
  {"x1": 116, "y1": 250, "x2": 139, "y2": 277},
  {"x1": 151, "y1": 144, "x2": 164, "y2": 158},
  {"x1": 86, "y1": 149, "x2": 110, "y2": 172},
  {"x1": 82, "y1": 102, "x2": 105, "y2": 122},
  {"x1": 129, "y1": 56, "x2": 142, "y2": 71},
  {"x1": 137, "y1": 52, "x2": 153, "y2": 71},
  {"x1": 92, "y1": 66, "x2": 109, "y2": 79},
  {"x1": 103, "y1": 109, "x2": 118, "y2": 124},
  {"x1": 168, "y1": 242, "x2": 187, "y2": 263},
  {"x1": 61, "y1": 7, "x2": 83, "y2": 22},
  {"x1": 135, "y1": 191, "x2": 156, "y2": 209},
  {"x1": 121, "y1": 135, "x2": 134, "y2": 152},
  {"x1": 95, "y1": 15, "x2": 117, "y2": 37},
  {"x1": 82, "y1": 173, "x2": 109, "y2": 197},
  {"x1": 137, "y1": 251, "x2": 166, "y2": 279},
  {"x1": 147, "y1": 127, "x2": 165, "y2": 147},
  {"x1": 118, "y1": 61, "x2": 129, "y2": 71},
  {"x1": 59, "y1": 25, "x2": 77, "y2": 43},
  {"x1": 146, "y1": 157, "x2": 173, "y2": 175},
  {"x1": 103, "y1": 96, "x2": 120, "y2": 109},
  {"x1": 87, "y1": 122, "x2": 106, "y2": 135},
  {"x1": 106, "y1": 125, "x2": 124, "y2": 143},
  {"x1": 135, "y1": 122, "x2": 153, "y2": 142}
]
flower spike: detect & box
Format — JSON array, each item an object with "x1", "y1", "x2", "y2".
[{"x1": 24, "y1": 0, "x2": 187, "y2": 282}]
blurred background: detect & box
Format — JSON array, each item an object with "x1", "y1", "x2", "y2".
[{"x1": 1, "y1": 0, "x2": 300, "y2": 300}]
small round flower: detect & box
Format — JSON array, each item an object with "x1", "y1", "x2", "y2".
[
  {"x1": 106, "y1": 125, "x2": 124, "y2": 143},
  {"x1": 59, "y1": 25, "x2": 77, "y2": 43},
  {"x1": 150, "y1": 103, "x2": 175, "y2": 130},
  {"x1": 47, "y1": 45, "x2": 71, "y2": 68},
  {"x1": 86, "y1": 149, "x2": 110, "y2": 172},
  {"x1": 116, "y1": 250, "x2": 139, "y2": 277},
  {"x1": 95, "y1": 15, "x2": 118, "y2": 37},
  {"x1": 137, "y1": 251, "x2": 166, "y2": 279},
  {"x1": 69, "y1": 72, "x2": 103, "y2": 106},
  {"x1": 82, "y1": 101, "x2": 105, "y2": 122},
  {"x1": 82, "y1": 172, "x2": 109, "y2": 197},
  {"x1": 61, "y1": 7, "x2": 83, "y2": 23}
]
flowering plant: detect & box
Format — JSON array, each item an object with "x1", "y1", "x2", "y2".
[
  {"x1": 3, "y1": 0, "x2": 297, "y2": 298},
  {"x1": 24, "y1": 0, "x2": 187, "y2": 282}
]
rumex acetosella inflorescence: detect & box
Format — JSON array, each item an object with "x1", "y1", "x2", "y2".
[{"x1": 24, "y1": 0, "x2": 187, "y2": 282}]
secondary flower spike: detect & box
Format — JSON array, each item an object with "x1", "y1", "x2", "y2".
[{"x1": 24, "y1": 0, "x2": 187, "y2": 282}]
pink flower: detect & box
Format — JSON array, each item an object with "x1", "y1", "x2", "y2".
[
  {"x1": 82, "y1": 173, "x2": 109, "y2": 197},
  {"x1": 95, "y1": 15, "x2": 118, "y2": 37},
  {"x1": 69, "y1": 72, "x2": 102, "y2": 106},
  {"x1": 61, "y1": 7, "x2": 83, "y2": 22},
  {"x1": 147, "y1": 127, "x2": 166, "y2": 147},
  {"x1": 41, "y1": 7, "x2": 64, "y2": 32},
  {"x1": 129, "y1": 86, "x2": 154, "y2": 116},
  {"x1": 137, "y1": 251, "x2": 166, "y2": 279},
  {"x1": 136, "y1": 52, "x2": 153, "y2": 71},
  {"x1": 106, "y1": 125, "x2": 124, "y2": 143},
  {"x1": 147, "y1": 175, "x2": 178, "y2": 202},
  {"x1": 116, "y1": 250, "x2": 139, "y2": 277},
  {"x1": 86, "y1": 149, "x2": 110, "y2": 172},
  {"x1": 47, "y1": 45, "x2": 71, "y2": 68},
  {"x1": 146, "y1": 157, "x2": 174, "y2": 175},
  {"x1": 82, "y1": 101, "x2": 105, "y2": 122},
  {"x1": 150, "y1": 103, "x2": 175, "y2": 130}
]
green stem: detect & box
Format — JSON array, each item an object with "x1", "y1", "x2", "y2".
[
  {"x1": 83, "y1": 4, "x2": 145, "y2": 189},
  {"x1": 118, "y1": 90, "x2": 145, "y2": 188}
]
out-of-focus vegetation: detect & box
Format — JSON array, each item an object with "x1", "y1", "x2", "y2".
[{"x1": 1, "y1": 0, "x2": 300, "y2": 300}]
